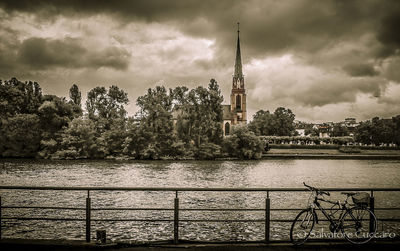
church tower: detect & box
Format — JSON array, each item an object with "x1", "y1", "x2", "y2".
[{"x1": 230, "y1": 22, "x2": 247, "y2": 124}]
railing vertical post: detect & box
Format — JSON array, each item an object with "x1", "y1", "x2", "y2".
[
  {"x1": 369, "y1": 190, "x2": 375, "y2": 232},
  {"x1": 86, "y1": 190, "x2": 91, "y2": 243},
  {"x1": 174, "y1": 191, "x2": 179, "y2": 244},
  {"x1": 0, "y1": 196, "x2": 2, "y2": 240},
  {"x1": 265, "y1": 191, "x2": 270, "y2": 243}
]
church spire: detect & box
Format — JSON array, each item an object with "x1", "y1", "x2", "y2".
[{"x1": 234, "y1": 22, "x2": 243, "y2": 79}]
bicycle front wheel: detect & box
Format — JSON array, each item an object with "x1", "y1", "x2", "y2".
[
  {"x1": 290, "y1": 209, "x2": 315, "y2": 245},
  {"x1": 341, "y1": 206, "x2": 377, "y2": 244}
]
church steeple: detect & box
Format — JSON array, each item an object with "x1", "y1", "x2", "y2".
[
  {"x1": 234, "y1": 22, "x2": 243, "y2": 79},
  {"x1": 232, "y1": 22, "x2": 244, "y2": 90},
  {"x1": 230, "y1": 22, "x2": 247, "y2": 124}
]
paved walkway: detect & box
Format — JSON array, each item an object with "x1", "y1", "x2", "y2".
[{"x1": 1, "y1": 239, "x2": 399, "y2": 251}]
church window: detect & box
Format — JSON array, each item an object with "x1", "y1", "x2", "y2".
[
  {"x1": 225, "y1": 122, "x2": 230, "y2": 135},
  {"x1": 236, "y1": 95, "x2": 241, "y2": 110}
]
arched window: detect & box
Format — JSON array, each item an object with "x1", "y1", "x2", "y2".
[
  {"x1": 236, "y1": 95, "x2": 241, "y2": 110},
  {"x1": 225, "y1": 122, "x2": 230, "y2": 135}
]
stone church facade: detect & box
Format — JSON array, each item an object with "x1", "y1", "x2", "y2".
[{"x1": 222, "y1": 25, "x2": 247, "y2": 136}]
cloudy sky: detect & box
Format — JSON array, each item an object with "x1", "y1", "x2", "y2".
[{"x1": 1, "y1": 0, "x2": 399, "y2": 123}]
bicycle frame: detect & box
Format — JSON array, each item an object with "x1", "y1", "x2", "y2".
[{"x1": 310, "y1": 193, "x2": 352, "y2": 231}]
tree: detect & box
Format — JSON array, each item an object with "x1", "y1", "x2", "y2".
[
  {"x1": 135, "y1": 86, "x2": 175, "y2": 158},
  {"x1": 0, "y1": 114, "x2": 41, "y2": 157},
  {"x1": 355, "y1": 117, "x2": 396, "y2": 145},
  {"x1": 249, "y1": 107, "x2": 295, "y2": 136},
  {"x1": 86, "y1": 85, "x2": 129, "y2": 131},
  {"x1": 174, "y1": 79, "x2": 224, "y2": 147},
  {"x1": 223, "y1": 125, "x2": 265, "y2": 159},
  {"x1": 331, "y1": 124, "x2": 349, "y2": 137},
  {"x1": 38, "y1": 95, "x2": 81, "y2": 158},
  {"x1": 355, "y1": 120, "x2": 372, "y2": 145},
  {"x1": 274, "y1": 107, "x2": 295, "y2": 136},
  {"x1": 54, "y1": 117, "x2": 99, "y2": 159},
  {"x1": 69, "y1": 84, "x2": 82, "y2": 107},
  {"x1": 248, "y1": 110, "x2": 275, "y2": 135},
  {"x1": 393, "y1": 115, "x2": 400, "y2": 146},
  {"x1": 0, "y1": 78, "x2": 42, "y2": 118}
]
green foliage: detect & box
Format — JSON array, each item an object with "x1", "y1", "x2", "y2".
[
  {"x1": 339, "y1": 146, "x2": 361, "y2": 153},
  {"x1": 173, "y1": 79, "x2": 224, "y2": 146},
  {"x1": 393, "y1": 115, "x2": 400, "y2": 146},
  {"x1": 69, "y1": 84, "x2": 82, "y2": 107},
  {"x1": 195, "y1": 142, "x2": 221, "y2": 160},
  {"x1": 102, "y1": 118, "x2": 127, "y2": 156},
  {"x1": 0, "y1": 114, "x2": 41, "y2": 157},
  {"x1": 38, "y1": 95, "x2": 82, "y2": 158},
  {"x1": 0, "y1": 78, "x2": 42, "y2": 118},
  {"x1": 223, "y1": 125, "x2": 265, "y2": 159},
  {"x1": 53, "y1": 117, "x2": 98, "y2": 159},
  {"x1": 331, "y1": 124, "x2": 349, "y2": 137},
  {"x1": 249, "y1": 107, "x2": 295, "y2": 136},
  {"x1": 261, "y1": 136, "x2": 354, "y2": 145},
  {"x1": 355, "y1": 117, "x2": 397, "y2": 145},
  {"x1": 86, "y1": 85, "x2": 129, "y2": 131},
  {"x1": 135, "y1": 86, "x2": 175, "y2": 158}
]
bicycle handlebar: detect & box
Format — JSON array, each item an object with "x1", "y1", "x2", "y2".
[{"x1": 303, "y1": 182, "x2": 330, "y2": 196}]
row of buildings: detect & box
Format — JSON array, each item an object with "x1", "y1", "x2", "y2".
[{"x1": 295, "y1": 118, "x2": 358, "y2": 138}]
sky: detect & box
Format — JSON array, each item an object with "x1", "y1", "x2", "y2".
[{"x1": 0, "y1": 0, "x2": 399, "y2": 123}]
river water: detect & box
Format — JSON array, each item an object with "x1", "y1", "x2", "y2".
[{"x1": 0, "y1": 159, "x2": 399, "y2": 242}]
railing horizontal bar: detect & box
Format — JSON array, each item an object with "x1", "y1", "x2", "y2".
[
  {"x1": 3, "y1": 217, "x2": 399, "y2": 222},
  {"x1": 91, "y1": 219, "x2": 173, "y2": 222},
  {"x1": 3, "y1": 206, "x2": 399, "y2": 212},
  {"x1": 180, "y1": 208, "x2": 265, "y2": 211},
  {"x1": 1, "y1": 186, "x2": 399, "y2": 192},
  {"x1": 92, "y1": 208, "x2": 265, "y2": 211},
  {"x1": 2, "y1": 217, "x2": 84, "y2": 221},
  {"x1": 2, "y1": 206, "x2": 85, "y2": 210},
  {"x1": 92, "y1": 207, "x2": 173, "y2": 211},
  {"x1": 375, "y1": 208, "x2": 400, "y2": 210}
]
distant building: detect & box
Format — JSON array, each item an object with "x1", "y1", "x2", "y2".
[
  {"x1": 340, "y1": 117, "x2": 358, "y2": 136},
  {"x1": 294, "y1": 121, "x2": 306, "y2": 136},
  {"x1": 318, "y1": 124, "x2": 331, "y2": 138},
  {"x1": 222, "y1": 23, "x2": 247, "y2": 136}
]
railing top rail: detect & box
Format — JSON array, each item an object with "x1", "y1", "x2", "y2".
[{"x1": 0, "y1": 186, "x2": 400, "y2": 192}]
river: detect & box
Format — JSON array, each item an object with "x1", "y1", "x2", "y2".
[{"x1": 0, "y1": 159, "x2": 399, "y2": 242}]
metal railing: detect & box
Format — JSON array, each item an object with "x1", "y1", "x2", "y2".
[{"x1": 0, "y1": 186, "x2": 399, "y2": 243}]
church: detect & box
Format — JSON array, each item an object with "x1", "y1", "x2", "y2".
[{"x1": 222, "y1": 24, "x2": 247, "y2": 136}]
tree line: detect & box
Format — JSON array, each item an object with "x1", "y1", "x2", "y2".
[
  {"x1": 1, "y1": 77, "x2": 398, "y2": 160},
  {"x1": 248, "y1": 107, "x2": 400, "y2": 146},
  {"x1": 0, "y1": 78, "x2": 265, "y2": 160}
]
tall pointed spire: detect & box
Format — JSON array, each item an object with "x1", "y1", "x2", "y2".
[{"x1": 234, "y1": 22, "x2": 243, "y2": 79}]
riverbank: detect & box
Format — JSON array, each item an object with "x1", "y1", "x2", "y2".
[{"x1": 263, "y1": 148, "x2": 400, "y2": 159}]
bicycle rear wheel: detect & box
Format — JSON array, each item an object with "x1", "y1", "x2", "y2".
[
  {"x1": 341, "y1": 206, "x2": 377, "y2": 244},
  {"x1": 290, "y1": 209, "x2": 315, "y2": 245}
]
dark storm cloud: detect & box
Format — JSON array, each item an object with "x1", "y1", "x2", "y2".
[
  {"x1": 342, "y1": 63, "x2": 379, "y2": 77},
  {"x1": 1, "y1": 0, "x2": 399, "y2": 61},
  {"x1": 296, "y1": 78, "x2": 383, "y2": 107},
  {"x1": 17, "y1": 37, "x2": 130, "y2": 70},
  {"x1": 376, "y1": 8, "x2": 400, "y2": 58}
]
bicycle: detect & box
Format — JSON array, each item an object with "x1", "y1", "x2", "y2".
[{"x1": 290, "y1": 182, "x2": 377, "y2": 245}]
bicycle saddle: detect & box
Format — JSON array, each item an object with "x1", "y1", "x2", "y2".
[{"x1": 341, "y1": 192, "x2": 357, "y2": 196}]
